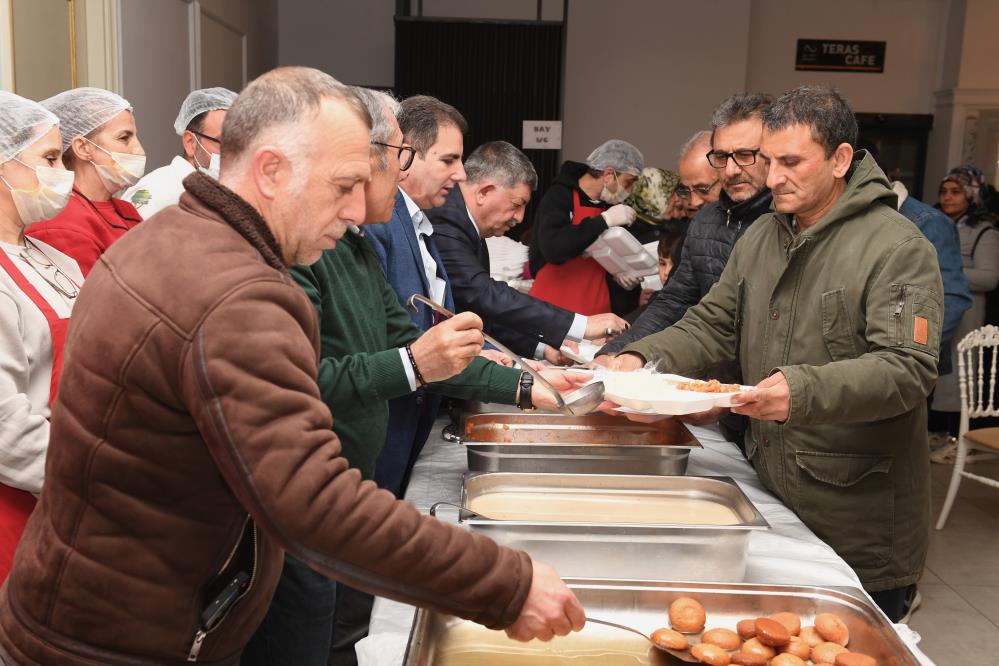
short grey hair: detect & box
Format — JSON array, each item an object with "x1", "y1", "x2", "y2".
[
  {"x1": 221, "y1": 66, "x2": 371, "y2": 169},
  {"x1": 762, "y1": 85, "x2": 857, "y2": 157},
  {"x1": 679, "y1": 130, "x2": 711, "y2": 160},
  {"x1": 710, "y1": 92, "x2": 773, "y2": 131},
  {"x1": 465, "y1": 140, "x2": 538, "y2": 190},
  {"x1": 398, "y1": 95, "x2": 467, "y2": 156},
  {"x1": 352, "y1": 87, "x2": 400, "y2": 170}
]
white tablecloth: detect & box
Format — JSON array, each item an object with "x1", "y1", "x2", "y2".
[{"x1": 356, "y1": 417, "x2": 933, "y2": 665}]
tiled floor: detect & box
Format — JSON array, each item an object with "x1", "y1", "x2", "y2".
[{"x1": 909, "y1": 457, "x2": 999, "y2": 665}]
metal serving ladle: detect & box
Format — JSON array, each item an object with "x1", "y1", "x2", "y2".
[
  {"x1": 587, "y1": 618, "x2": 698, "y2": 663},
  {"x1": 406, "y1": 294, "x2": 605, "y2": 416}
]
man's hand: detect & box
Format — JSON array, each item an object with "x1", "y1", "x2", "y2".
[
  {"x1": 530, "y1": 369, "x2": 592, "y2": 411},
  {"x1": 589, "y1": 354, "x2": 613, "y2": 367},
  {"x1": 505, "y1": 561, "x2": 586, "y2": 642},
  {"x1": 677, "y1": 406, "x2": 729, "y2": 427},
  {"x1": 480, "y1": 348, "x2": 514, "y2": 367},
  {"x1": 730, "y1": 372, "x2": 790, "y2": 421},
  {"x1": 408, "y1": 312, "x2": 485, "y2": 383},
  {"x1": 584, "y1": 313, "x2": 629, "y2": 340},
  {"x1": 639, "y1": 288, "x2": 656, "y2": 307},
  {"x1": 609, "y1": 352, "x2": 645, "y2": 372},
  {"x1": 542, "y1": 344, "x2": 574, "y2": 366}
]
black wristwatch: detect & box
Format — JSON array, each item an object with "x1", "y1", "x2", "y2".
[{"x1": 517, "y1": 372, "x2": 535, "y2": 411}]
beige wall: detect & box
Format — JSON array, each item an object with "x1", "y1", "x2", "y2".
[
  {"x1": 278, "y1": 0, "x2": 396, "y2": 87},
  {"x1": 746, "y1": 0, "x2": 947, "y2": 114},
  {"x1": 562, "y1": 0, "x2": 751, "y2": 169},
  {"x1": 120, "y1": 0, "x2": 277, "y2": 169}
]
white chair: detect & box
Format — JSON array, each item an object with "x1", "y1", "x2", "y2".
[{"x1": 936, "y1": 325, "x2": 999, "y2": 530}]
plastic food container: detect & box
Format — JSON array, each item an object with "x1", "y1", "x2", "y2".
[{"x1": 585, "y1": 227, "x2": 658, "y2": 279}]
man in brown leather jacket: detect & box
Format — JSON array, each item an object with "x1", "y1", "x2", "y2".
[{"x1": 0, "y1": 67, "x2": 584, "y2": 665}]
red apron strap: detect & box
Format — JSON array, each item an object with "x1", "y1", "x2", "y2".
[
  {"x1": 0, "y1": 250, "x2": 64, "y2": 582},
  {"x1": 0, "y1": 249, "x2": 70, "y2": 405},
  {"x1": 529, "y1": 190, "x2": 611, "y2": 315}
]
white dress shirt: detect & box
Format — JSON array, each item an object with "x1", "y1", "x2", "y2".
[{"x1": 400, "y1": 188, "x2": 447, "y2": 305}]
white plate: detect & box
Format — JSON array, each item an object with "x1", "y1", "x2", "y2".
[{"x1": 601, "y1": 371, "x2": 754, "y2": 415}]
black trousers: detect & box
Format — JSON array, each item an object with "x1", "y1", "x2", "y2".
[
  {"x1": 330, "y1": 584, "x2": 374, "y2": 666},
  {"x1": 870, "y1": 583, "x2": 918, "y2": 622},
  {"x1": 241, "y1": 555, "x2": 336, "y2": 666}
]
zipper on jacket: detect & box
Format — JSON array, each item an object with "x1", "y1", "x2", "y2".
[
  {"x1": 188, "y1": 520, "x2": 259, "y2": 661},
  {"x1": 894, "y1": 286, "x2": 906, "y2": 319}
]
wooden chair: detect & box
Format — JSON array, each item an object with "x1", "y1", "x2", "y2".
[{"x1": 936, "y1": 325, "x2": 999, "y2": 530}]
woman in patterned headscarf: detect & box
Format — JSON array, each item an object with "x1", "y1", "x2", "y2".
[{"x1": 931, "y1": 165, "x2": 999, "y2": 461}]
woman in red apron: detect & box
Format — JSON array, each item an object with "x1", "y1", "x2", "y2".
[
  {"x1": 529, "y1": 140, "x2": 644, "y2": 315},
  {"x1": 27, "y1": 87, "x2": 145, "y2": 277},
  {"x1": 0, "y1": 92, "x2": 82, "y2": 581}
]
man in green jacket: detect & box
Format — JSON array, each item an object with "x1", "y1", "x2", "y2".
[
  {"x1": 243, "y1": 88, "x2": 588, "y2": 665},
  {"x1": 613, "y1": 85, "x2": 940, "y2": 622}
]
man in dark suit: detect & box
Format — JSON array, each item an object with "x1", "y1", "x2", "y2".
[
  {"x1": 427, "y1": 141, "x2": 628, "y2": 360},
  {"x1": 364, "y1": 95, "x2": 469, "y2": 498}
]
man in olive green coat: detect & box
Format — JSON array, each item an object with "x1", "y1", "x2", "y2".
[{"x1": 614, "y1": 86, "x2": 939, "y2": 621}]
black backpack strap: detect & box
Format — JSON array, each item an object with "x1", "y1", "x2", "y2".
[{"x1": 971, "y1": 223, "x2": 998, "y2": 256}]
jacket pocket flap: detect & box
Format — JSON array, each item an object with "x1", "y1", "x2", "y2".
[{"x1": 795, "y1": 451, "x2": 892, "y2": 487}]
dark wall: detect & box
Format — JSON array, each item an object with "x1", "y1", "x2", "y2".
[{"x1": 395, "y1": 17, "x2": 563, "y2": 240}]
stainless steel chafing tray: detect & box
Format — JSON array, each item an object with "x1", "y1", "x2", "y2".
[
  {"x1": 454, "y1": 473, "x2": 768, "y2": 582},
  {"x1": 404, "y1": 580, "x2": 920, "y2": 665},
  {"x1": 443, "y1": 412, "x2": 701, "y2": 475}
]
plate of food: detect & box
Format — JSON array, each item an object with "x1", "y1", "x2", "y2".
[
  {"x1": 602, "y1": 371, "x2": 754, "y2": 415},
  {"x1": 665, "y1": 376, "x2": 756, "y2": 408}
]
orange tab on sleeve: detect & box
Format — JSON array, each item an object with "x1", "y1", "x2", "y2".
[{"x1": 914, "y1": 315, "x2": 928, "y2": 345}]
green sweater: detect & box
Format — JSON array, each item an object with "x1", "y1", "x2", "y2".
[{"x1": 291, "y1": 228, "x2": 520, "y2": 479}]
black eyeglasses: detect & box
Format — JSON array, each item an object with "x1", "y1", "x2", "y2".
[
  {"x1": 707, "y1": 149, "x2": 761, "y2": 169},
  {"x1": 191, "y1": 130, "x2": 221, "y2": 145},
  {"x1": 372, "y1": 141, "x2": 416, "y2": 171},
  {"x1": 675, "y1": 180, "x2": 720, "y2": 199}
]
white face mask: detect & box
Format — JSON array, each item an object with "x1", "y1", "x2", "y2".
[
  {"x1": 194, "y1": 136, "x2": 221, "y2": 180},
  {"x1": 84, "y1": 138, "x2": 146, "y2": 194},
  {"x1": 600, "y1": 173, "x2": 629, "y2": 205},
  {"x1": 0, "y1": 160, "x2": 75, "y2": 226}
]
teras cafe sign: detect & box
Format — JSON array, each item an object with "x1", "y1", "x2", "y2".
[{"x1": 795, "y1": 39, "x2": 886, "y2": 73}]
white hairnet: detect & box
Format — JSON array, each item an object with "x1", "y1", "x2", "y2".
[
  {"x1": 586, "y1": 139, "x2": 644, "y2": 176},
  {"x1": 0, "y1": 90, "x2": 59, "y2": 164},
  {"x1": 41, "y1": 87, "x2": 132, "y2": 153},
  {"x1": 0, "y1": 91, "x2": 60, "y2": 164},
  {"x1": 173, "y1": 87, "x2": 238, "y2": 135}
]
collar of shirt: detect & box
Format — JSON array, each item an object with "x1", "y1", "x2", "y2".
[
  {"x1": 399, "y1": 187, "x2": 434, "y2": 238},
  {"x1": 464, "y1": 205, "x2": 485, "y2": 239}
]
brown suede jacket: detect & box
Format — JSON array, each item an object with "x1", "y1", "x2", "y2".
[{"x1": 0, "y1": 174, "x2": 532, "y2": 665}]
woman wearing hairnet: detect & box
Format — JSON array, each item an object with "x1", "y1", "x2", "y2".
[
  {"x1": 0, "y1": 91, "x2": 83, "y2": 581},
  {"x1": 529, "y1": 139, "x2": 644, "y2": 317},
  {"x1": 26, "y1": 87, "x2": 145, "y2": 276}
]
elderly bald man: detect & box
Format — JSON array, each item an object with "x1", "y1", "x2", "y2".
[{"x1": 0, "y1": 67, "x2": 584, "y2": 666}]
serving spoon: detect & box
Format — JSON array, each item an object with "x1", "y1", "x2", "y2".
[
  {"x1": 406, "y1": 294, "x2": 605, "y2": 416},
  {"x1": 587, "y1": 618, "x2": 698, "y2": 662}
]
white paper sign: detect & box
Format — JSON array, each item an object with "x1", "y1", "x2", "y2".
[{"x1": 522, "y1": 121, "x2": 562, "y2": 149}]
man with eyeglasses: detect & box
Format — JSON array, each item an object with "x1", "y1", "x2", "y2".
[
  {"x1": 597, "y1": 93, "x2": 773, "y2": 451},
  {"x1": 674, "y1": 130, "x2": 721, "y2": 218},
  {"x1": 243, "y1": 89, "x2": 589, "y2": 666},
  {"x1": 124, "y1": 87, "x2": 237, "y2": 219}
]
